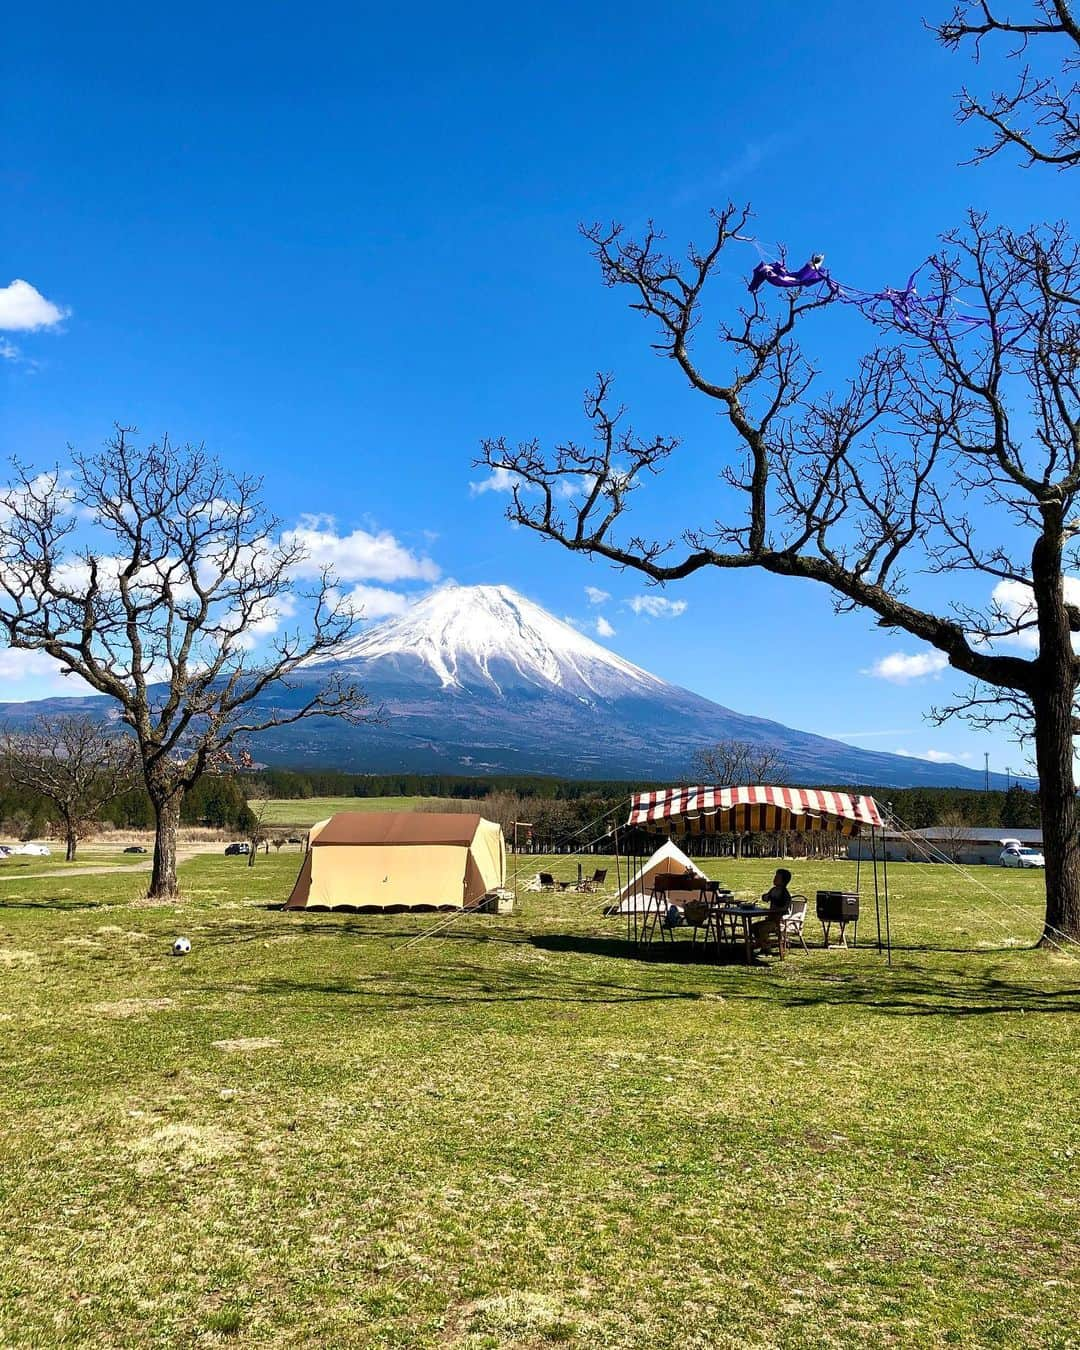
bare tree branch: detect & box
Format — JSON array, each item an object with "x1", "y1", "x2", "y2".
[{"x1": 935, "y1": 1, "x2": 1080, "y2": 166}]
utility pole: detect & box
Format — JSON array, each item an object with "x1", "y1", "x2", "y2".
[
  {"x1": 1006, "y1": 767, "x2": 1012, "y2": 792},
  {"x1": 984, "y1": 752, "x2": 990, "y2": 793}
]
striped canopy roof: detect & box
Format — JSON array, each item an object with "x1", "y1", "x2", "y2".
[{"x1": 627, "y1": 786, "x2": 884, "y2": 838}]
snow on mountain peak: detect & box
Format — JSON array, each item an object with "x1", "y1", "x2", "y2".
[{"x1": 323, "y1": 583, "x2": 668, "y2": 697}]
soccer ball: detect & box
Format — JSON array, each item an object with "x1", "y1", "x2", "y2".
[{"x1": 172, "y1": 937, "x2": 191, "y2": 956}]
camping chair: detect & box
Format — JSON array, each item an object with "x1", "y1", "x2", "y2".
[
  {"x1": 780, "y1": 896, "x2": 810, "y2": 953},
  {"x1": 538, "y1": 872, "x2": 556, "y2": 892},
  {"x1": 755, "y1": 895, "x2": 809, "y2": 959},
  {"x1": 576, "y1": 868, "x2": 608, "y2": 893}
]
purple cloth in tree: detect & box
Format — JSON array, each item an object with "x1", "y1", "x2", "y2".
[
  {"x1": 745, "y1": 253, "x2": 1021, "y2": 342},
  {"x1": 748, "y1": 259, "x2": 831, "y2": 294}
]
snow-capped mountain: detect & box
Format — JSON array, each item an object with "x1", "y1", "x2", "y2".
[
  {"x1": 0, "y1": 583, "x2": 1005, "y2": 787},
  {"x1": 316, "y1": 584, "x2": 666, "y2": 701}
]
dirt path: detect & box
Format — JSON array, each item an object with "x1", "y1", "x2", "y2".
[
  {"x1": 0, "y1": 844, "x2": 219, "y2": 883},
  {"x1": 0, "y1": 861, "x2": 152, "y2": 881}
]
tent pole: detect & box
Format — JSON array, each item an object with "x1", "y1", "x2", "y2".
[
  {"x1": 872, "y1": 825, "x2": 882, "y2": 955},
  {"x1": 630, "y1": 838, "x2": 641, "y2": 949},
  {"x1": 882, "y1": 812, "x2": 892, "y2": 966},
  {"x1": 614, "y1": 821, "x2": 632, "y2": 948}
]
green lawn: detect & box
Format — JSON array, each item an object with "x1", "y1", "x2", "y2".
[
  {"x1": 251, "y1": 796, "x2": 449, "y2": 826},
  {"x1": 0, "y1": 853, "x2": 1076, "y2": 1348}
]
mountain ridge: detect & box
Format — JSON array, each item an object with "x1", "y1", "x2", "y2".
[{"x1": 0, "y1": 583, "x2": 1024, "y2": 790}]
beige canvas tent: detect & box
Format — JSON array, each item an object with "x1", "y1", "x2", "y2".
[
  {"x1": 606, "y1": 839, "x2": 706, "y2": 914},
  {"x1": 285, "y1": 812, "x2": 506, "y2": 912}
]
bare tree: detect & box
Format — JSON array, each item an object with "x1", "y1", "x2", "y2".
[
  {"x1": 245, "y1": 798, "x2": 270, "y2": 869},
  {"x1": 0, "y1": 714, "x2": 137, "y2": 860},
  {"x1": 936, "y1": 1, "x2": 1080, "y2": 167},
  {"x1": 690, "y1": 739, "x2": 787, "y2": 787},
  {"x1": 480, "y1": 211, "x2": 1080, "y2": 944},
  {"x1": 935, "y1": 808, "x2": 974, "y2": 863},
  {"x1": 0, "y1": 430, "x2": 372, "y2": 897}
]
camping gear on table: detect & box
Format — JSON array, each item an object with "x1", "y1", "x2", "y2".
[{"x1": 606, "y1": 841, "x2": 708, "y2": 914}]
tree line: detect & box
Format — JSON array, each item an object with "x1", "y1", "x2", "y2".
[{"x1": 0, "y1": 716, "x2": 1042, "y2": 861}]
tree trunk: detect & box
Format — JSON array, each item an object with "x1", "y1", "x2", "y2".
[
  {"x1": 148, "y1": 791, "x2": 183, "y2": 899},
  {"x1": 1032, "y1": 690, "x2": 1080, "y2": 944},
  {"x1": 1031, "y1": 519, "x2": 1080, "y2": 945},
  {"x1": 65, "y1": 824, "x2": 77, "y2": 862}
]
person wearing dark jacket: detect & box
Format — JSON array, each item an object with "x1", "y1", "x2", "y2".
[{"x1": 753, "y1": 868, "x2": 793, "y2": 952}]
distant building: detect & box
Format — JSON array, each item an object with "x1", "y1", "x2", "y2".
[{"x1": 849, "y1": 827, "x2": 1043, "y2": 866}]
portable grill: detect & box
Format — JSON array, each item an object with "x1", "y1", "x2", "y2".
[{"x1": 816, "y1": 890, "x2": 860, "y2": 947}]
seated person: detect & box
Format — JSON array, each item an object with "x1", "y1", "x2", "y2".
[{"x1": 752, "y1": 868, "x2": 793, "y2": 951}]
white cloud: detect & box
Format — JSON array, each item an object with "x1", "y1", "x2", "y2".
[
  {"x1": 863, "y1": 651, "x2": 949, "y2": 683},
  {"x1": 231, "y1": 592, "x2": 299, "y2": 650},
  {"x1": 595, "y1": 616, "x2": 615, "y2": 638},
  {"x1": 585, "y1": 586, "x2": 610, "y2": 606},
  {"x1": 342, "y1": 583, "x2": 412, "y2": 620},
  {"x1": 628, "y1": 595, "x2": 688, "y2": 619},
  {"x1": 0, "y1": 339, "x2": 19, "y2": 361},
  {"x1": 469, "y1": 467, "x2": 519, "y2": 496},
  {"x1": 0, "y1": 648, "x2": 87, "y2": 699},
  {"x1": 281, "y1": 516, "x2": 439, "y2": 584},
  {"x1": 0, "y1": 280, "x2": 69, "y2": 331},
  {"x1": 990, "y1": 577, "x2": 1080, "y2": 651},
  {"x1": 896, "y1": 748, "x2": 973, "y2": 764},
  {"x1": 555, "y1": 475, "x2": 595, "y2": 500}
]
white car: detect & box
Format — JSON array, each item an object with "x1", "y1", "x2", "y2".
[
  {"x1": 1000, "y1": 846, "x2": 1045, "y2": 868},
  {"x1": 16, "y1": 842, "x2": 52, "y2": 856}
]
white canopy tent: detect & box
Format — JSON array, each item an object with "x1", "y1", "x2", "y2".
[{"x1": 605, "y1": 840, "x2": 706, "y2": 914}]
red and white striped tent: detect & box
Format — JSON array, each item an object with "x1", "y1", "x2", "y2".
[{"x1": 627, "y1": 785, "x2": 884, "y2": 838}]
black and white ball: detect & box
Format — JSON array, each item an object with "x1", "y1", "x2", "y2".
[{"x1": 172, "y1": 937, "x2": 191, "y2": 957}]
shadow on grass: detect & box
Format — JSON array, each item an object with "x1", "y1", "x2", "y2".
[
  {"x1": 186, "y1": 964, "x2": 705, "y2": 1010},
  {"x1": 531, "y1": 932, "x2": 755, "y2": 966},
  {"x1": 534, "y1": 937, "x2": 1080, "y2": 1017},
  {"x1": 0, "y1": 895, "x2": 105, "y2": 911},
  {"x1": 176, "y1": 916, "x2": 1079, "y2": 1019}
]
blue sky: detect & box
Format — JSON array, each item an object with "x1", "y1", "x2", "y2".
[{"x1": 1, "y1": 0, "x2": 1066, "y2": 778}]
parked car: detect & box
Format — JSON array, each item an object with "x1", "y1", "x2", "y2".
[
  {"x1": 123, "y1": 844, "x2": 148, "y2": 854},
  {"x1": 1000, "y1": 845, "x2": 1046, "y2": 868},
  {"x1": 16, "y1": 843, "x2": 51, "y2": 857},
  {"x1": 286, "y1": 836, "x2": 302, "y2": 844},
  {"x1": 0, "y1": 845, "x2": 12, "y2": 857},
  {"x1": 224, "y1": 842, "x2": 250, "y2": 856}
]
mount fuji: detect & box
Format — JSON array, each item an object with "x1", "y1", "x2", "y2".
[{"x1": 0, "y1": 584, "x2": 1002, "y2": 787}]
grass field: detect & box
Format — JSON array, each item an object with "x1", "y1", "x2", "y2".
[
  {"x1": 250, "y1": 796, "x2": 449, "y2": 826},
  {"x1": 0, "y1": 852, "x2": 1076, "y2": 1348}
]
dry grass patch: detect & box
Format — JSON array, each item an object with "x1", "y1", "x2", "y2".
[
  {"x1": 0, "y1": 947, "x2": 39, "y2": 968},
  {"x1": 211, "y1": 1037, "x2": 283, "y2": 1053},
  {"x1": 129, "y1": 1121, "x2": 241, "y2": 1175},
  {"x1": 88, "y1": 998, "x2": 175, "y2": 1019}
]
